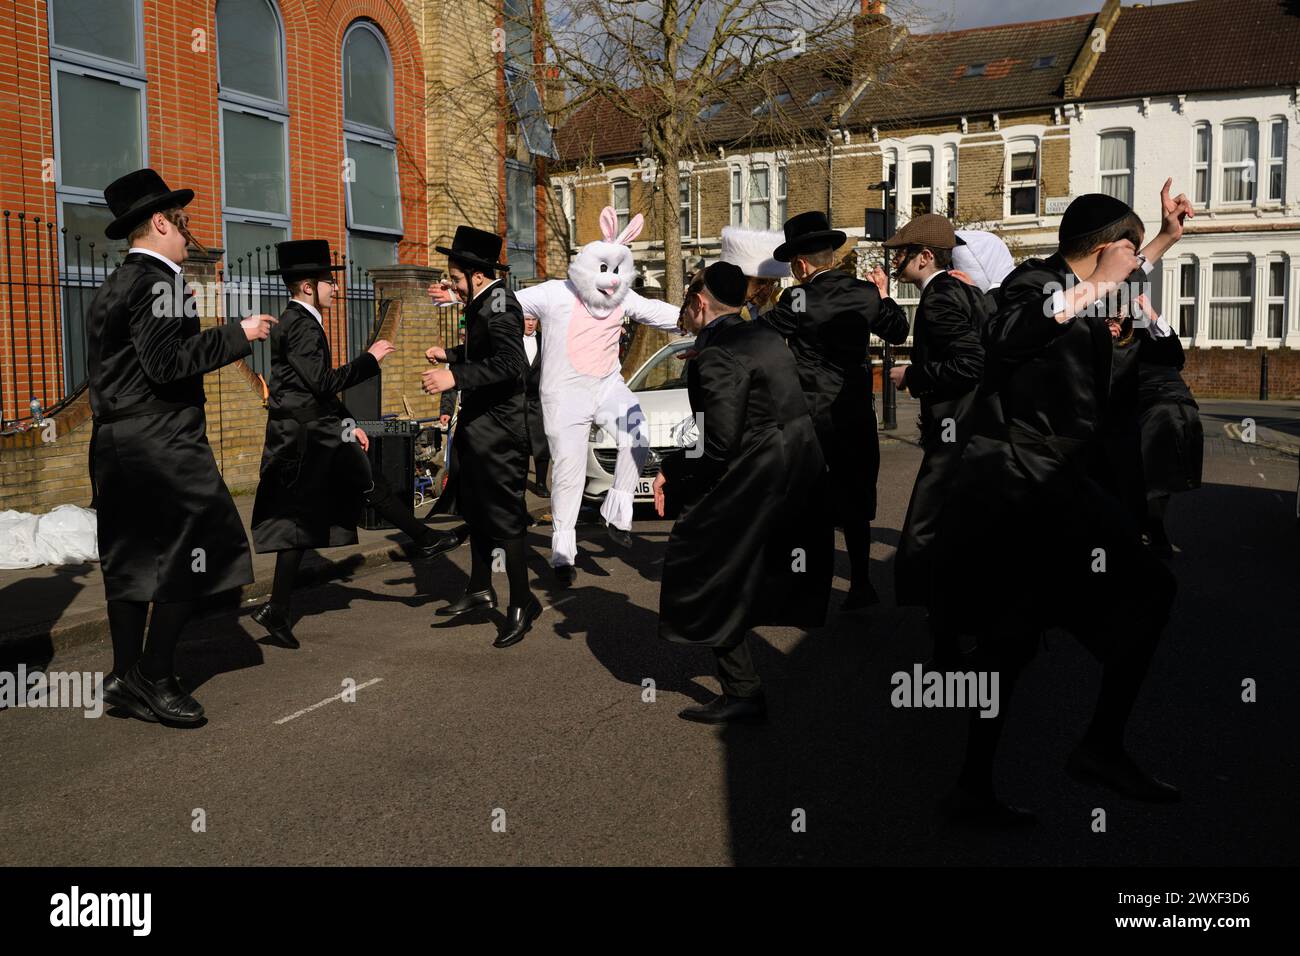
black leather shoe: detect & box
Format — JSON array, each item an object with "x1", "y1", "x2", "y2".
[
  {"x1": 122, "y1": 664, "x2": 204, "y2": 725},
  {"x1": 435, "y1": 588, "x2": 497, "y2": 619},
  {"x1": 410, "y1": 528, "x2": 465, "y2": 561},
  {"x1": 494, "y1": 596, "x2": 542, "y2": 648},
  {"x1": 251, "y1": 602, "x2": 299, "y2": 649},
  {"x1": 1067, "y1": 745, "x2": 1181, "y2": 803},
  {"x1": 605, "y1": 520, "x2": 633, "y2": 549},
  {"x1": 534, "y1": 480, "x2": 550, "y2": 499},
  {"x1": 101, "y1": 673, "x2": 157, "y2": 723},
  {"x1": 553, "y1": 564, "x2": 576, "y2": 587},
  {"x1": 678, "y1": 693, "x2": 768, "y2": 725},
  {"x1": 841, "y1": 583, "x2": 881, "y2": 612}
]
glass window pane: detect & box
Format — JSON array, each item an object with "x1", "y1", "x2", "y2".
[
  {"x1": 1180, "y1": 262, "x2": 1196, "y2": 297},
  {"x1": 1010, "y1": 184, "x2": 1036, "y2": 216},
  {"x1": 346, "y1": 138, "x2": 401, "y2": 231},
  {"x1": 61, "y1": 201, "x2": 128, "y2": 263},
  {"x1": 1195, "y1": 126, "x2": 1210, "y2": 163},
  {"x1": 911, "y1": 160, "x2": 932, "y2": 190},
  {"x1": 749, "y1": 167, "x2": 768, "y2": 200},
  {"x1": 57, "y1": 71, "x2": 142, "y2": 190},
  {"x1": 503, "y1": 0, "x2": 533, "y2": 66},
  {"x1": 1269, "y1": 165, "x2": 1284, "y2": 201},
  {"x1": 347, "y1": 234, "x2": 396, "y2": 279},
  {"x1": 1195, "y1": 168, "x2": 1208, "y2": 204},
  {"x1": 1011, "y1": 151, "x2": 1036, "y2": 181},
  {"x1": 1100, "y1": 132, "x2": 1131, "y2": 171},
  {"x1": 51, "y1": 0, "x2": 137, "y2": 65},
  {"x1": 1270, "y1": 260, "x2": 1285, "y2": 296},
  {"x1": 506, "y1": 163, "x2": 535, "y2": 249},
  {"x1": 225, "y1": 220, "x2": 287, "y2": 277},
  {"x1": 1212, "y1": 263, "x2": 1249, "y2": 297},
  {"x1": 217, "y1": 0, "x2": 282, "y2": 102},
  {"x1": 223, "y1": 109, "x2": 287, "y2": 214},
  {"x1": 1101, "y1": 173, "x2": 1132, "y2": 206},
  {"x1": 507, "y1": 246, "x2": 535, "y2": 280},
  {"x1": 1269, "y1": 303, "x2": 1285, "y2": 337},
  {"x1": 344, "y1": 26, "x2": 393, "y2": 131},
  {"x1": 911, "y1": 194, "x2": 932, "y2": 217},
  {"x1": 1270, "y1": 121, "x2": 1285, "y2": 160}
]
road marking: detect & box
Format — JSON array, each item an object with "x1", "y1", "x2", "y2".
[{"x1": 274, "y1": 677, "x2": 383, "y2": 725}]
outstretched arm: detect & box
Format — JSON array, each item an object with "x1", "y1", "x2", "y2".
[{"x1": 624, "y1": 289, "x2": 685, "y2": 333}]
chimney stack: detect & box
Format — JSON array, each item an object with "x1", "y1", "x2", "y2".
[{"x1": 853, "y1": 0, "x2": 892, "y2": 84}]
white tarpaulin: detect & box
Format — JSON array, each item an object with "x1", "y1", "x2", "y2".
[{"x1": 0, "y1": 505, "x2": 99, "y2": 570}]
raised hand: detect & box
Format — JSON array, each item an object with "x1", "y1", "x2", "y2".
[
  {"x1": 367, "y1": 339, "x2": 396, "y2": 363},
  {"x1": 426, "y1": 345, "x2": 447, "y2": 364},
  {"x1": 1159, "y1": 178, "x2": 1194, "y2": 242},
  {"x1": 241, "y1": 313, "x2": 276, "y2": 342},
  {"x1": 868, "y1": 265, "x2": 889, "y2": 298}
]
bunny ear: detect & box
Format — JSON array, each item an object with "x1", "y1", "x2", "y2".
[
  {"x1": 599, "y1": 207, "x2": 618, "y2": 241},
  {"x1": 615, "y1": 213, "x2": 644, "y2": 245}
]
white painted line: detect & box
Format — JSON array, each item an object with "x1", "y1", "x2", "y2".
[
  {"x1": 274, "y1": 677, "x2": 383, "y2": 725},
  {"x1": 545, "y1": 596, "x2": 577, "y2": 611}
]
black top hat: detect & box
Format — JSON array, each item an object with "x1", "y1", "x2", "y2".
[
  {"x1": 702, "y1": 261, "x2": 749, "y2": 310},
  {"x1": 266, "y1": 239, "x2": 345, "y2": 278},
  {"x1": 104, "y1": 168, "x2": 195, "y2": 240},
  {"x1": 1059, "y1": 193, "x2": 1134, "y2": 243},
  {"x1": 773, "y1": 211, "x2": 848, "y2": 262},
  {"x1": 435, "y1": 226, "x2": 509, "y2": 275}
]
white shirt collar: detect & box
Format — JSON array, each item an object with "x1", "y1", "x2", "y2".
[
  {"x1": 471, "y1": 277, "x2": 503, "y2": 302},
  {"x1": 294, "y1": 298, "x2": 324, "y2": 325},
  {"x1": 129, "y1": 246, "x2": 181, "y2": 275}
]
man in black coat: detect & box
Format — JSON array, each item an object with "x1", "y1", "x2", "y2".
[
  {"x1": 522, "y1": 313, "x2": 549, "y2": 496},
  {"x1": 653, "y1": 262, "x2": 832, "y2": 724},
  {"x1": 930, "y1": 183, "x2": 1194, "y2": 824},
  {"x1": 423, "y1": 227, "x2": 539, "y2": 648},
  {"x1": 884, "y1": 214, "x2": 987, "y2": 613},
  {"x1": 761, "y1": 211, "x2": 910, "y2": 610},
  {"x1": 86, "y1": 168, "x2": 275, "y2": 725},
  {"x1": 248, "y1": 240, "x2": 449, "y2": 649}
]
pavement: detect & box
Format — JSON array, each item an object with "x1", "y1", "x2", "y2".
[{"x1": 0, "y1": 398, "x2": 1296, "y2": 866}]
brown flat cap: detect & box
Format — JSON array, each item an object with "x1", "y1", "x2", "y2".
[{"x1": 882, "y1": 213, "x2": 965, "y2": 249}]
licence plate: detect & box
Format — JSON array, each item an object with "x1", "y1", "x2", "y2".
[{"x1": 634, "y1": 477, "x2": 654, "y2": 497}]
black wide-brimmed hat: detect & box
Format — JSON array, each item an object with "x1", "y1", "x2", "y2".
[
  {"x1": 702, "y1": 261, "x2": 749, "y2": 309},
  {"x1": 1059, "y1": 193, "x2": 1134, "y2": 243},
  {"x1": 773, "y1": 211, "x2": 847, "y2": 262},
  {"x1": 104, "y1": 168, "x2": 195, "y2": 240},
  {"x1": 266, "y1": 239, "x2": 344, "y2": 278},
  {"x1": 435, "y1": 225, "x2": 509, "y2": 274}
]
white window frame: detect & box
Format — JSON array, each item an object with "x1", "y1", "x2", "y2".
[
  {"x1": 1005, "y1": 138, "x2": 1040, "y2": 219},
  {"x1": 1265, "y1": 254, "x2": 1288, "y2": 339},
  {"x1": 1192, "y1": 122, "x2": 1212, "y2": 208},
  {"x1": 1097, "y1": 128, "x2": 1134, "y2": 207},
  {"x1": 729, "y1": 166, "x2": 742, "y2": 227},
  {"x1": 611, "y1": 177, "x2": 631, "y2": 233},
  {"x1": 906, "y1": 146, "x2": 934, "y2": 219},
  {"x1": 725, "y1": 154, "x2": 789, "y2": 231},
  {"x1": 1208, "y1": 256, "x2": 1254, "y2": 343},
  {"x1": 1265, "y1": 116, "x2": 1287, "y2": 205},
  {"x1": 1219, "y1": 119, "x2": 1258, "y2": 206},
  {"x1": 747, "y1": 162, "x2": 771, "y2": 230},
  {"x1": 943, "y1": 144, "x2": 957, "y2": 216},
  {"x1": 1174, "y1": 257, "x2": 1198, "y2": 340},
  {"x1": 776, "y1": 162, "x2": 787, "y2": 225},
  {"x1": 678, "y1": 174, "x2": 691, "y2": 240}
]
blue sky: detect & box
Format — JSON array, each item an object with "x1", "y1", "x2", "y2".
[{"x1": 909, "y1": 0, "x2": 1178, "y2": 30}]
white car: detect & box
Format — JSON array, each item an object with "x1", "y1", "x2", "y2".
[{"x1": 585, "y1": 337, "x2": 697, "y2": 504}]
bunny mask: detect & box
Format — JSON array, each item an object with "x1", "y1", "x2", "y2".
[{"x1": 568, "y1": 206, "x2": 643, "y2": 317}]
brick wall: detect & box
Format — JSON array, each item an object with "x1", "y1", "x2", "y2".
[{"x1": 1182, "y1": 347, "x2": 1300, "y2": 400}]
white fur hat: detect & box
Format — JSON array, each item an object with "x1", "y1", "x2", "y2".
[{"x1": 719, "y1": 226, "x2": 791, "y2": 279}]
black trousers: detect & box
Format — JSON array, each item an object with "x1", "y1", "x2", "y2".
[{"x1": 713, "y1": 638, "x2": 761, "y2": 698}]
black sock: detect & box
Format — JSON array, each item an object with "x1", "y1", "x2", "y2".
[
  {"x1": 502, "y1": 536, "x2": 532, "y2": 608},
  {"x1": 366, "y1": 475, "x2": 429, "y2": 543},
  {"x1": 842, "y1": 520, "x2": 875, "y2": 593},
  {"x1": 467, "y1": 533, "x2": 493, "y2": 593},
  {"x1": 271, "y1": 548, "x2": 304, "y2": 610},
  {"x1": 106, "y1": 599, "x2": 148, "y2": 678},
  {"x1": 138, "y1": 600, "x2": 195, "y2": 680}
]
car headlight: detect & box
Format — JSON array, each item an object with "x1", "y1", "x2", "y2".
[{"x1": 589, "y1": 423, "x2": 603, "y2": 442}]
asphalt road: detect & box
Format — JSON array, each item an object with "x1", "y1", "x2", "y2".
[{"x1": 1, "y1": 432, "x2": 1296, "y2": 866}]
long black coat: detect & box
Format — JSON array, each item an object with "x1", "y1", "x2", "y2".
[
  {"x1": 442, "y1": 279, "x2": 529, "y2": 540},
  {"x1": 760, "y1": 268, "x2": 910, "y2": 524},
  {"x1": 894, "y1": 272, "x2": 988, "y2": 607},
  {"x1": 86, "y1": 252, "x2": 254, "y2": 602},
  {"x1": 930, "y1": 254, "x2": 1175, "y2": 655},
  {"x1": 658, "y1": 313, "x2": 832, "y2": 649},
  {"x1": 1137, "y1": 332, "x2": 1202, "y2": 497},
  {"x1": 251, "y1": 301, "x2": 380, "y2": 552}
]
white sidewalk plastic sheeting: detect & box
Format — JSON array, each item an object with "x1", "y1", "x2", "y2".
[{"x1": 0, "y1": 505, "x2": 99, "y2": 570}]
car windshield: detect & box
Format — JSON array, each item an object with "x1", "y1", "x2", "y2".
[{"x1": 629, "y1": 342, "x2": 695, "y2": 392}]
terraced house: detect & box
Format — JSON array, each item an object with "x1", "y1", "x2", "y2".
[{"x1": 550, "y1": 0, "x2": 1300, "y2": 397}]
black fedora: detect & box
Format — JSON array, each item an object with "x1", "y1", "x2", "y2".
[
  {"x1": 435, "y1": 225, "x2": 510, "y2": 275},
  {"x1": 773, "y1": 211, "x2": 847, "y2": 262},
  {"x1": 266, "y1": 239, "x2": 344, "y2": 279},
  {"x1": 104, "y1": 168, "x2": 194, "y2": 240}
]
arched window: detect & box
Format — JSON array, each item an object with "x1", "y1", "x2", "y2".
[
  {"x1": 216, "y1": 0, "x2": 289, "y2": 275},
  {"x1": 1098, "y1": 129, "x2": 1134, "y2": 207},
  {"x1": 907, "y1": 147, "x2": 933, "y2": 217},
  {"x1": 343, "y1": 21, "x2": 401, "y2": 275}
]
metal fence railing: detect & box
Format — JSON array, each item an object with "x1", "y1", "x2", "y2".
[{"x1": 0, "y1": 211, "x2": 380, "y2": 429}]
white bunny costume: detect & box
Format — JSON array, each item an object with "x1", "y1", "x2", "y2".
[{"x1": 515, "y1": 206, "x2": 681, "y2": 568}]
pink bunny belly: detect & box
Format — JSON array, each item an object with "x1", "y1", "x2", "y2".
[{"x1": 566, "y1": 299, "x2": 624, "y2": 378}]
